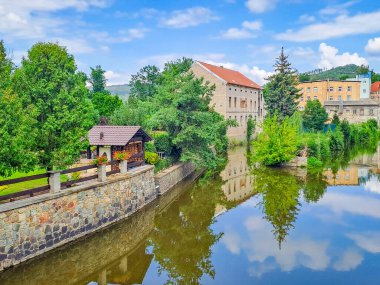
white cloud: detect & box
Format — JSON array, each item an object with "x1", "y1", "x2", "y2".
[
  {"x1": 318, "y1": 43, "x2": 368, "y2": 69},
  {"x1": 365, "y1": 38, "x2": 380, "y2": 56},
  {"x1": 104, "y1": 70, "x2": 131, "y2": 85},
  {"x1": 348, "y1": 232, "x2": 380, "y2": 253},
  {"x1": 90, "y1": 28, "x2": 149, "y2": 44},
  {"x1": 219, "y1": 21, "x2": 262, "y2": 40},
  {"x1": 298, "y1": 14, "x2": 315, "y2": 23},
  {"x1": 0, "y1": 0, "x2": 109, "y2": 40},
  {"x1": 319, "y1": 1, "x2": 357, "y2": 16},
  {"x1": 333, "y1": 249, "x2": 363, "y2": 271},
  {"x1": 54, "y1": 38, "x2": 95, "y2": 54},
  {"x1": 276, "y1": 10, "x2": 380, "y2": 42},
  {"x1": 245, "y1": 0, "x2": 278, "y2": 13},
  {"x1": 161, "y1": 7, "x2": 218, "y2": 28}
]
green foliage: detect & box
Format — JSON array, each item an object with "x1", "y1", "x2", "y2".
[
  {"x1": 12, "y1": 42, "x2": 97, "y2": 170},
  {"x1": 0, "y1": 40, "x2": 13, "y2": 91},
  {"x1": 298, "y1": 73, "x2": 310, "y2": 82},
  {"x1": 145, "y1": 141, "x2": 156, "y2": 152},
  {"x1": 371, "y1": 71, "x2": 380, "y2": 83},
  {"x1": 71, "y1": 171, "x2": 81, "y2": 181},
  {"x1": 91, "y1": 91, "x2": 122, "y2": 117},
  {"x1": 264, "y1": 48, "x2": 302, "y2": 121},
  {"x1": 307, "y1": 156, "x2": 323, "y2": 170},
  {"x1": 145, "y1": 151, "x2": 160, "y2": 165},
  {"x1": 154, "y1": 157, "x2": 174, "y2": 173},
  {"x1": 129, "y1": 65, "x2": 161, "y2": 100},
  {"x1": 246, "y1": 116, "x2": 256, "y2": 142},
  {"x1": 302, "y1": 100, "x2": 328, "y2": 131},
  {"x1": 89, "y1": 65, "x2": 107, "y2": 94},
  {"x1": 288, "y1": 111, "x2": 304, "y2": 134},
  {"x1": 251, "y1": 113, "x2": 298, "y2": 166},
  {"x1": 340, "y1": 119, "x2": 351, "y2": 144},
  {"x1": 153, "y1": 132, "x2": 173, "y2": 154},
  {"x1": 327, "y1": 129, "x2": 344, "y2": 152},
  {"x1": 332, "y1": 113, "x2": 340, "y2": 125},
  {"x1": 304, "y1": 64, "x2": 360, "y2": 81}
]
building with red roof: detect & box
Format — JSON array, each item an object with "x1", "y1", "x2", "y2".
[
  {"x1": 371, "y1": 82, "x2": 380, "y2": 101},
  {"x1": 191, "y1": 61, "x2": 264, "y2": 140}
]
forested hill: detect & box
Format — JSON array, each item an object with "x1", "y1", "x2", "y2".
[
  {"x1": 300, "y1": 64, "x2": 361, "y2": 81},
  {"x1": 105, "y1": 84, "x2": 130, "y2": 101}
]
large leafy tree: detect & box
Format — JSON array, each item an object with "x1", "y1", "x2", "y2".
[
  {"x1": 89, "y1": 65, "x2": 122, "y2": 117},
  {"x1": 150, "y1": 58, "x2": 233, "y2": 169},
  {"x1": 264, "y1": 48, "x2": 301, "y2": 121},
  {"x1": 302, "y1": 99, "x2": 328, "y2": 131},
  {"x1": 0, "y1": 40, "x2": 13, "y2": 91},
  {"x1": 129, "y1": 65, "x2": 162, "y2": 100},
  {"x1": 12, "y1": 42, "x2": 97, "y2": 170}
]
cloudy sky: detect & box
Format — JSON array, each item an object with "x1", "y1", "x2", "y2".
[{"x1": 1, "y1": 0, "x2": 380, "y2": 85}]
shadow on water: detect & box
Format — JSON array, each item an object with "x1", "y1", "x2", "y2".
[{"x1": 1, "y1": 143, "x2": 380, "y2": 284}]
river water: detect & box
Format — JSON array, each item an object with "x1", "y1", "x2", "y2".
[{"x1": 1, "y1": 146, "x2": 380, "y2": 285}]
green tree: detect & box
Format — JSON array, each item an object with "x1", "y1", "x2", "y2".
[
  {"x1": 129, "y1": 65, "x2": 161, "y2": 100},
  {"x1": 264, "y1": 48, "x2": 301, "y2": 121},
  {"x1": 298, "y1": 73, "x2": 310, "y2": 82},
  {"x1": 150, "y1": 58, "x2": 233, "y2": 169},
  {"x1": 89, "y1": 65, "x2": 107, "y2": 94},
  {"x1": 12, "y1": 42, "x2": 97, "y2": 170},
  {"x1": 302, "y1": 100, "x2": 328, "y2": 131},
  {"x1": 89, "y1": 65, "x2": 122, "y2": 117},
  {"x1": 0, "y1": 40, "x2": 13, "y2": 91},
  {"x1": 357, "y1": 64, "x2": 370, "y2": 75},
  {"x1": 371, "y1": 71, "x2": 380, "y2": 83},
  {"x1": 251, "y1": 113, "x2": 298, "y2": 166},
  {"x1": 332, "y1": 113, "x2": 340, "y2": 125},
  {"x1": 246, "y1": 115, "x2": 256, "y2": 142}
]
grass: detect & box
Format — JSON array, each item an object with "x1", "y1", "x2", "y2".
[{"x1": 0, "y1": 169, "x2": 47, "y2": 196}]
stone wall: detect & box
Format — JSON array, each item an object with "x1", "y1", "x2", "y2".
[
  {"x1": 155, "y1": 162, "x2": 197, "y2": 195},
  {"x1": 0, "y1": 165, "x2": 156, "y2": 272}
]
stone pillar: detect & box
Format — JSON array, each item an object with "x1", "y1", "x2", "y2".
[
  {"x1": 119, "y1": 160, "x2": 128, "y2": 174},
  {"x1": 47, "y1": 171, "x2": 61, "y2": 193},
  {"x1": 97, "y1": 164, "x2": 107, "y2": 182}
]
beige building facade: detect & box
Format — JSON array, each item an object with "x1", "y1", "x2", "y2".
[
  {"x1": 191, "y1": 61, "x2": 264, "y2": 141},
  {"x1": 298, "y1": 80, "x2": 361, "y2": 110}
]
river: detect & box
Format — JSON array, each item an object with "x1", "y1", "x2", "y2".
[{"x1": 1, "y1": 145, "x2": 380, "y2": 285}]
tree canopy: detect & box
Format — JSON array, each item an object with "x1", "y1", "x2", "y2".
[
  {"x1": 129, "y1": 65, "x2": 162, "y2": 100},
  {"x1": 302, "y1": 99, "x2": 328, "y2": 131},
  {"x1": 264, "y1": 48, "x2": 301, "y2": 121}
]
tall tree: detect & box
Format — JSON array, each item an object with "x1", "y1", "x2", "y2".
[
  {"x1": 89, "y1": 65, "x2": 122, "y2": 117},
  {"x1": 129, "y1": 65, "x2": 161, "y2": 100},
  {"x1": 264, "y1": 48, "x2": 301, "y2": 121},
  {"x1": 12, "y1": 42, "x2": 97, "y2": 170},
  {"x1": 0, "y1": 40, "x2": 13, "y2": 91},
  {"x1": 302, "y1": 100, "x2": 328, "y2": 131}
]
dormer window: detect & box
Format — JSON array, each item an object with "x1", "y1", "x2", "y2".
[{"x1": 100, "y1": 132, "x2": 104, "y2": 139}]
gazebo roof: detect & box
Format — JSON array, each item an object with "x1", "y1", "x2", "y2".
[{"x1": 88, "y1": 126, "x2": 152, "y2": 146}]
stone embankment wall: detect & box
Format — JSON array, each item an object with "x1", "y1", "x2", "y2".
[
  {"x1": 0, "y1": 165, "x2": 156, "y2": 272},
  {"x1": 154, "y1": 162, "x2": 197, "y2": 195}
]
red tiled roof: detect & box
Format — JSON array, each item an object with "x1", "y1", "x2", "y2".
[
  {"x1": 197, "y1": 61, "x2": 262, "y2": 89},
  {"x1": 88, "y1": 126, "x2": 151, "y2": 146},
  {"x1": 371, "y1": 82, "x2": 380, "y2": 93}
]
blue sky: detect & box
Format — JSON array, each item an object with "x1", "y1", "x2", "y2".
[{"x1": 1, "y1": 0, "x2": 380, "y2": 85}]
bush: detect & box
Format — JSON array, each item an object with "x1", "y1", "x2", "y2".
[
  {"x1": 153, "y1": 132, "x2": 172, "y2": 154},
  {"x1": 71, "y1": 171, "x2": 81, "y2": 181},
  {"x1": 251, "y1": 113, "x2": 298, "y2": 166},
  {"x1": 154, "y1": 158, "x2": 172, "y2": 173},
  {"x1": 328, "y1": 129, "x2": 344, "y2": 152},
  {"x1": 145, "y1": 141, "x2": 156, "y2": 152},
  {"x1": 246, "y1": 116, "x2": 256, "y2": 142},
  {"x1": 145, "y1": 151, "x2": 160, "y2": 165},
  {"x1": 302, "y1": 100, "x2": 328, "y2": 131},
  {"x1": 307, "y1": 156, "x2": 323, "y2": 170}
]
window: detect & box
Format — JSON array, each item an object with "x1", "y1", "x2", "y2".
[
  {"x1": 250, "y1": 100, "x2": 252, "y2": 110},
  {"x1": 300, "y1": 97, "x2": 304, "y2": 102},
  {"x1": 229, "y1": 115, "x2": 232, "y2": 119},
  {"x1": 240, "y1": 89, "x2": 243, "y2": 92},
  {"x1": 300, "y1": 88, "x2": 304, "y2": 94},
  {"x1": 369, "y1": 109, "x2": 374, "y2": 115},
  {"x1": 240, "y1": 99, "x2": 247, "y2": 108},
  {"x1": 329, "y1": 86, "x2": 334, "y2": 92},
  {"x1": 347, "y1": 95, "x2": 351, "y2": 100},
  {"x1": 353, "y1": 109, "x2": 357, "y2": 115},
  {"x1": 314, "y1": 96, "x2": 318, "y2": 100},
  {"x1": 338, "y1": 95, "x2": 342, "y2": 101},
  {"x1": 346, "y1": 109, "x2": 350, "y2": 113},
  {"x1": 299, "y1": 106, "x2": 304, "y2": 111},
  {"x1": 306, "y1": 87, "x2": 311, "y2": 93},
  {"x1": 235, "y1": 89, "x2": 237, "y2": 91},
  {"x1": 360, "y1": 109, "x2": 364, "y2": 116},
  {"x1": 347, "y1": 86, "x2": 352, "y2": 92},
  {"x1": 329, "y1": 96, "x2": 333, "y2": 101},
  {"x1": 307, "y1": 96, "x2": 311, "y2": 101},
  {"x1": 229, "y1": 87, "x2": 231, "y2": 90},
  {"x1": 254, "y1": 101, "x2": 257, "y2": 110},
  {"x1": 229, "y1": 97, "x2": 231, "y2": 108},
  {"x1": 338, "y1": 86, "x2": 342, "y2": 92},
  {"x1": 240, "y1": 116, "x2": 243, "y2": 124},
  {"x1": 313, "y1": 87, "x2": 318, "y2": 93},
  {"x1": 234, "y1": 97, "x2": 237, "y2": 108},
  {"x1": 363, "y1": 89, "x2": 367, "y2": 93}
]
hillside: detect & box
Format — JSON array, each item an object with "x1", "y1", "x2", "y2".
[
  {"x1": 105, "y1": 84, "x2": 131, "y2": 101},
  {"x1": 301, "y1": 64, "x2": 360, "y2": 81}
]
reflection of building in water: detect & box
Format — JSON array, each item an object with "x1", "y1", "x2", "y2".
[
  {"x1": 325, "y1": 166, "x2": 359, "y2": 186},
  {"x1": 88, "y1": 242, "x2": 153, "y2": 285},
  {"x1": 220, "y1": 147, "x2": 255, "y2": 202}
]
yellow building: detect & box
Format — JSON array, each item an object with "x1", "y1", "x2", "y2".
[{"x1": 298, "y1": 80, "x2": 361, "y2": 110}]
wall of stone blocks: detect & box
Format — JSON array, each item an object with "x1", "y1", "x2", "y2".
[{"x1": 0, "y1": 165, "x2": 156, "y2": 272}]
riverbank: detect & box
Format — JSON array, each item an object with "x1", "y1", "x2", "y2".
[{"x1": 0, "y1": 162, "x2": 197, "y2": 272}]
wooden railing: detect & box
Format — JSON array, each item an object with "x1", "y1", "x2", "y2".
[{"x1": 0, "y1": 159, "x2": 140, "y2": 204}]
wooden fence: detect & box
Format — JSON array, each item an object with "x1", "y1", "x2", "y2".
[{"x1": 0, "y1": 159, "x2": 144, "y2": 204}]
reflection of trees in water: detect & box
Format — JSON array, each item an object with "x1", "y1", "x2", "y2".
[
  {"x1": 148, "y1": 176, "x2": 225, "y2": 285},
  {"x1": 252, "y1": 167, "x2": 328, "y2": 248}
]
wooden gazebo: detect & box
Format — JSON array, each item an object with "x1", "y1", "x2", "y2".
[{"x1": 88, "y1": 126, "x2": 152, "y2": 169}]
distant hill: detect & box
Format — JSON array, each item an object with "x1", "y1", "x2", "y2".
[
  {"x1": 105, "y1": 84, "x2": 131, "y2": 101},
  {"x1": 301, "y1": 64, "x2": 361, "y2": 81}
]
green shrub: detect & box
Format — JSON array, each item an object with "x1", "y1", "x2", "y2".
[
  {"x1": 145, "y1": 151, "x2": 160, "y2": 165},
  {"x1": 153, "y1": 132, "x2": 172, "y2": 154},
  {"x1": 328, "y1": 129, "x2": 344, "y2": 152},
  {"x1": 307, "y1": 156, "x2": 323, "y2": 169},
  {"x1": 145, "y1": 141, "x2": 156, "y2": 152},
  {"x1": 154, "y1": 158, "x2": 172, "y2": 173},
  {"x1": 71, "y1": 171, "x2": 81, "y2": 181},
  {"x1": 246, "y1": 116, "x2": 256, "y2": 142}
]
